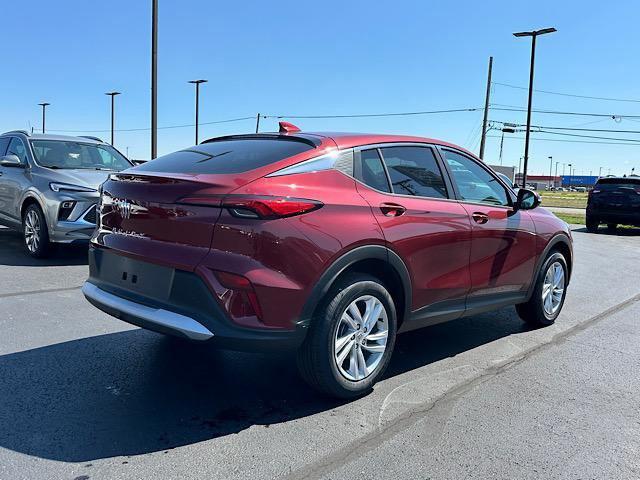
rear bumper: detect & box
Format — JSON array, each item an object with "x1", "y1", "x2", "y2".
[
  {"x1": 586, "y1": 207, "x2": 640, "y2": 225},
  {"x1": 84, "y1": 246, "x2": 307, "y2": 352},
  {"x1": 83, "y1": 282, "x2": 214, "y2": 340}
]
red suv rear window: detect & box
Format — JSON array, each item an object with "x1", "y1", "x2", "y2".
[{"x1": 134, "y1": 138, "x2": 314, "y2": 174}]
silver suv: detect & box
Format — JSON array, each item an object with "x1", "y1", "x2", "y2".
[{"x1": 0, "y1": 130, "x2": 133, "y2": 257}]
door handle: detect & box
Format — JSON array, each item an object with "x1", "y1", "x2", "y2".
[
  {"x1": 380, "y1": 202, "x2": 406, "y2": 217},
  {"x1": 472, "y1": 212, "x2": 489, "y2": 224}
]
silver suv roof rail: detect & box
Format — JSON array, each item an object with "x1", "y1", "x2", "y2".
[
  {"x1": 1, "y1": 130, "x2": 30, "y2": 136},
  {"x1": 78, "y1": 135, "x2": 104, "y2": 143}
]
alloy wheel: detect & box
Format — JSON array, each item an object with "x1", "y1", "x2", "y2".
[
  {"x1": 542, "y1": 261, "x2": 565, "y2": 316},
  {"x1": 24, "y1": 210, "x2": 41, "y2": 253},
  {"x1": 333, "y1": 295, "x2": 389, "y2": 381}
]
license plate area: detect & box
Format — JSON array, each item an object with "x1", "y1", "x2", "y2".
[{"x1": 98, "y1": 251, "x2": 175, "y2": 301}]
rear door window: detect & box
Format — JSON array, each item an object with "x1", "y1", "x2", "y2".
[
  {"x1": 134, "y1": 138, "x2": 315, "y2": 174},
  {"x1": 379, "y1": 146, "x2": 448, "y2": 199}
]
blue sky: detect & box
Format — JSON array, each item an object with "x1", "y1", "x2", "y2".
[{"x1": 2, "y1": 0, "x2": 639, "y2": 175}]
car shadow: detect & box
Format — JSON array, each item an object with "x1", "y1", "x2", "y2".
[
  {"x1": 0, "y1": 227, "x2": 88, "y2": 266},
  {"x1": 571, "y1": 225, "x2": 640, "y2": 236},
  {"x1": 0, "y1": 307, "x2": 529, "y2": 462}
]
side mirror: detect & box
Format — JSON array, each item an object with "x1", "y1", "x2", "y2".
[
  {"x1": 515, "y1": 188, "x2": 540, "y2": 211},
  {"x1": 0, "y1": 154, "x2": 24, "y2": 168}
]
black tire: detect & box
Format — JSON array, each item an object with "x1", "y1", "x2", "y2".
[
  {"x1": 22, "y1": 203, "x2": 51, "y2": 258},
  {"x1": 516, "y1": 251, "x2": 568, "y2": 327},
  {"x1": 585, "y1": 215, "x2": 599, "y2": 233},
  {"x1": 606, "y1": 223, "x2": 617, "y2": 232},
  {"x1": 297, "y1": 273, "x2": 397, "y2": 399}
]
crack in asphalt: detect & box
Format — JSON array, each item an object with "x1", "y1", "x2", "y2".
[
  {"x1": 0, "y1": 285, "x2": 82, "y2": 299},
  {"x1": 282, "y1": 292, "x2": 640, "y2": 480}
]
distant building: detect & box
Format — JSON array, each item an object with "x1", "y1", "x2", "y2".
[{"x1": 514, "y1": 174, "x2": 561, "y2": 190}]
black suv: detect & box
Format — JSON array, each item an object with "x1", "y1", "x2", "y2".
[{"x1": 586, "y1": 177, "x2": 640, "y2": 232}]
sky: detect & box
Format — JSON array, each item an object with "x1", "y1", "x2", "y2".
[{"x1": 2, "y1": 0, "x2": 639, "y2": 176}]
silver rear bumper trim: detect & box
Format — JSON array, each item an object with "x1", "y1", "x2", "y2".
[{"x1": 82, "y1": 282, "x2": 214, "y2": 340}]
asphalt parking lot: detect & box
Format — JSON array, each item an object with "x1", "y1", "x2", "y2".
[{"x1": 1, "y1": 224, "x2": 640, "y2": 479}]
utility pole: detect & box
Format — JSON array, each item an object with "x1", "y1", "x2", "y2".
[
  {"x1": 513, "y1": 27, "x2": 556, "y2": 188},
  {"x1": 105, "y1": 92, "x2": 121, "y2": 145},
  {"x1": 255, "y1": 113, "x2": 261, "y2": 133},
  {"x1": 151, "y1": 0, "x2": 158, "y2": 159},
  {"x1": 188, "y1": 79, "x2": 207, "y2": 144},
  {"x1": 38, "y1": 103, "x2": 50, "y2": 133},
  {"x1": 478, "y1": 56, "x2": 493, "y2": 160}
]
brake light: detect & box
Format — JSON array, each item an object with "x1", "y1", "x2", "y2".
[
  {"x1": 179, "y1": 194, "x2": 323, "y2": 219},
  {"x1": 224, "y1": 196, "x2": 323, "y2": 219}
]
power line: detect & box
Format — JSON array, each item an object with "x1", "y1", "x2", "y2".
[
  {"x1": 487, "y1": 134, "x2": 640, "y2": 146},
  {"x1": 262, "y1": 107, "x2": 482, "y2": 119},
  {"x1": 493, "y1": 81, "x2": 640, "y2": 104},
  {"x1": 41, "y1": 116, "x2": 255, "y2": 134},
  {"x1": 489, "y1": 120, "x2": 640, "y2": 135},
  {"x1": 535, "y1": 129, "x2": 640, "y2": 143},
  {"x1": 490, "y1": 105, "x2": 640, "y2": 119}
]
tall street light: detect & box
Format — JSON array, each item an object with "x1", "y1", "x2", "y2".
[
  {"x1": 188, "y1": 79, "x2": 207, "y2": 144},
  {"x1": 548, "y1": 156, "x2": 553, "y2": 189},
  {"x1": 151, "y1": 0, "x2": 158, "y2": 159},
  {"x1": 105, "y1": 92, "x2": 121, "y2": 145},
  {"x1": 513, "y1": 27, "x2": 557, "y2": 188},
  {"x1": 38, "y1": 102, "x2": 50, "y2": 133}
]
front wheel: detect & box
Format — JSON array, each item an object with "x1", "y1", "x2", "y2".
[
  {"x1": 607, "y1": 223, "x2": 618, "y2": 232},
  {"x1": 516, "y1": 252, "x2": 568, "y2": 327},
  {"x1": 22, "y1": 204, "x2": 51, "y2": 258},
  {"x1": 297, "y1": 274, "x2": 397, "y2": 399}
]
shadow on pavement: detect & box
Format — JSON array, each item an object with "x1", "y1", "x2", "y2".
[
  {"x1": 572, "y1": 226, "x2": 640, "y2": 236},
  {"x1": 0, "y1": 307, "x2": 528, "y2": 462},
  {"x1": 0, "y1": 227, "x2": 88, "y2": 266}
]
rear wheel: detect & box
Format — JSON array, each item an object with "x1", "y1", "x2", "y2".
[
  {"x1": 585, "y1": 215, "x2": 599, "y2": 233},
  {"x1": 297, "y1": 273, "x2": 397, "y2": 399},
  {"x1": 22, "y1": 204, "x2": 51, "y2": 258},
  {"x1": 516, "y1": 252, "x2": 568, "y2": 327}
]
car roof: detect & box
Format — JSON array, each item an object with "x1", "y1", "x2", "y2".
[
  {"x1": 0, "y1": 131, "x2": 104, "y2": 144},
  {"x1": 202, "y1": 131, "x2": 479, "y2": 159}
]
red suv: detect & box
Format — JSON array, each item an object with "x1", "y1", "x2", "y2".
[{"x1": 83, "y1": 123, "x2": 572, "y2": 398}]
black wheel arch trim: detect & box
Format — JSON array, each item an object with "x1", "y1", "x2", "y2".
[
  {"x1": 298, "y1": 244, "x2": 412, "y2": 328},
  {"x1": 525, "y1": 233, "x2": 573, "y2": 301}
]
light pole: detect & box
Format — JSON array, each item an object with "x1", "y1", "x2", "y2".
[
  {"x1": 517, "y1": 156, "x2": 523, "y2": 186},
  {"x1": 498, "y1": 126, "x2": 515, "y2": 165},
  {"x1": 151, "y1": 0, "x2": 158, "y2": 159},
  {"x1": 513, "y1": 27, "x2": 557, "y2": 189},
  {"x1": 38, "y1": 102, "x2": 50, "y2": 133},
  {"x1": 599, "y1": 166, "x2": 603, "y2": 177},
  {"x1": 105, "y1": 92, "x2": 121, "y2": 145},
  {"x1": 188, "y1": 79, "x2": 207, "y2": 144},
  {"x1": 555, "y1": 161, "x2": 559, "y2": 187},
  {"x1": 548, "y1": 156, "x2": 553, "y2": 189}
]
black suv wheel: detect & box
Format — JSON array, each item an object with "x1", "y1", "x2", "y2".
[
  {"x1": 585, "y1": 215, "x2": 599, "y2": 233},
  {"x1": 297, "y1": 273, "x2": 397, "y2": 398}
]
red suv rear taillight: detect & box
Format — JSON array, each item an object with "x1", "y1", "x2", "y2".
[{"x1": 179, "y1": 194, "x2": 323, "y2": 219}]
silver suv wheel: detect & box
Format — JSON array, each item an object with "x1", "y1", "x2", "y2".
[
  {"x1": 333, "y1": 295, "x2": 389, "y2": 381},
  {"x1": 24, "y1": 209, "x2": 42, "y2": 254}
]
